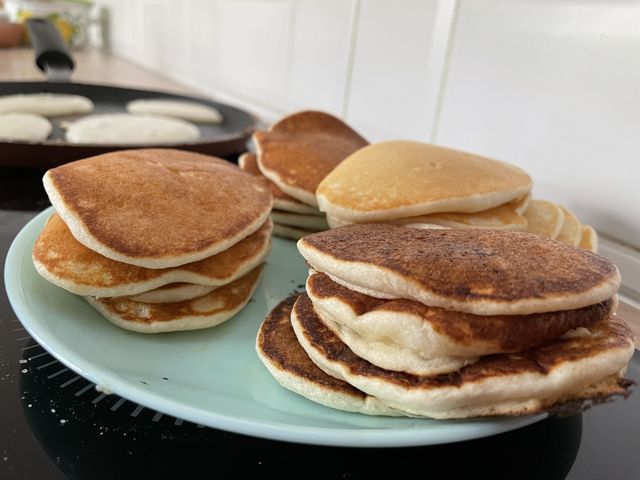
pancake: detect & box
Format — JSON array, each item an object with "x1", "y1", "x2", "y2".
[
  {"x1": 126, "y1": 283, "x2": 216, "y2": 303},
  {"x1": 391, "y1": 195, "x2": 528, "y2": 230},
  {"x1": 272, "y1": 223, "x2": 315, "y2": 240},
  {"x1": 66, "y1": 113, "x2": 200, "y2": 145},
  {"x1": 0, "y1": 113, "x2": 52, "y2": 142},
  {"x1": 271, "y1": 210, "x2": 328, "y2": 230},
  {"x1": 298, "y1": 224, "x2": 621, "y2": 315},
  {"x1": 307, "y1": 272, "x2": 615, "y2": 375},
  {"x1": 292, "y1": 294, "x2": 634, "y2": 419},
  {"x1": 256, "y1": 295, "x2": 403, "y2": 416},
  {"x1": 316, "y1": 141, "x2": 532, "y2": 222},
  {"x1": 580, "y1": 225, "x2": 598, "y2": 253},
  {"x1": 523, "y1": 199, "x2": 564, "y2": 239},
  {"x1": 556, "y1": 206, "x2": 581, "y2": 246},
  {"x1": 0, "y1": 93, "x2": 94, "y2": 117},
  {"x1": 127, "y1": 99, "x2": 223, "y2": 123},
  {"x1": 254, "y1": 111, "x2": 368, "y2": 206},
  {"x1": 325, "y1": 196, "x2": 528, "y2": 230},
  {"x1": 238, "y1": 153, "x2": 321, "y2": 215},
  {"x1": 43, "y1": 149, "x2": 273, "y2": 268},
  {"x1": 33, "y1": 214, "x2": 272, "y2": 296},
  {"x1": 86, "y1": 266, "x2": 263, "y2": 333},
  {"x1": 326, "y1": 215, "x2": 448, "y2": 230}
]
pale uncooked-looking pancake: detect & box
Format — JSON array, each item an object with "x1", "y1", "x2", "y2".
[
  {"x1": 238, "y1": 153, "x2": 321, "y2": 215},
  {"x1": 254, "y1": 111, "x2": 368, "y2": 206},
  {"x1": 0, "y1": 93, "x2": 94, "y2": 117},
  {"x1": 66, "y1": 113, "x2": 200, "y2": 145},
  {"x1": 0, "y1": 113, "x2": 52, "y2": 142},
  {"x1": 292, "y1": 294, "x2": 634, "y2": 419},
  {"x1": 33, "y1": 213, "x2": 272, "y2": 296},
  {"x1": 298, "y1": 224, "x2": 621, "y2": 315},
  {"x1": 317, "y1": 140, "x2": 532, "y2": 222},
  {"x1": 580, "y1": 225, "x2": 598, "y2": 253},
  {"x1": 127, "y1": 99, "x2": 223, "y2": 123},
  {"x1": 556, "y1": 206, "x2": 582, "y2": 247},
  {"x1": 307, "y1": 272, "x2": 615, "y2": 375},
  {"x1": 43, "y1": 149, "x2": 273, "y2": 268},
  {"x1": 86, "y1": 266, "x2": 263, "y2": 333},
  {"x1": 272, "y1": 223, "x2": 315, "y2": 241},
  {"x1": 523, "y1": 199, "x2": 564, "y2": 239},
  {"x1": 256, "y1": 295, "x2": 403, "y2": 416},
  {"x1": 271, "y1": 210, "x2": 328, "y2": 230},
  {"x1": 126, "y1": 283, "x2": 216, "y2": 303}
]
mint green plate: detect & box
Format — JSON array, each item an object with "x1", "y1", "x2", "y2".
[{"x1": 5, "y1": 207, "x2": 544, "y2": 447}]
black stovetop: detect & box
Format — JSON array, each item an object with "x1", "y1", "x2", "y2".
[{"x1": 1, "y1": 167, "x2": 639, "y2": 480}]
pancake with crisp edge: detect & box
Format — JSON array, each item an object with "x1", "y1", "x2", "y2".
[
  {"x1": 43, "y1": 149, "x2": 272, "y2": 268},
  {"x1": 291, "y1": 293, "x2": 634, "y2": 419},
  {"x1": 298, "y1": 224, "x2": 620, "y2": 315},
  {"x1": 33, "y1": 213, "x2": 272, "y2": 297},
  {"x1": 254, "y1": 111, "x2": 367, "y2": 206}
]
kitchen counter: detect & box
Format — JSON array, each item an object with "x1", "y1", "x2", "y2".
[
  {"x1": 0, "y1": 47, "x2": 191, "y2": 92},
  {"x1": 1, "y1": 47, "x2": 639, "y2": 480}
]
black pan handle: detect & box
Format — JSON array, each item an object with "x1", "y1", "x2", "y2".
[{"x1": 26, "y1": 18, "x2": 74, "y2": 81}]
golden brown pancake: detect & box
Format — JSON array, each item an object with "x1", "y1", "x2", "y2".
[
  {"x1": 255, "y1": 295, "x2": 402, "y2": 415},
  {"x1": 254, "y1": 111, "x2": 368, "y2": 206},
  {"x1": 308, "y1": 271, "x2": 614, "y2": 361},
  {"x1": 317, "y1": 140, "x2": 532, "y2": 222},
  {"x1": 126, "y1": 283, "x2": 217, "y2": 303},
  {"x1": 292, "y1": 293, "x2": 634, "y2": 418},
  {"x1": 238, "y1": 152, "x2": 321, "y2": 215},
  {"x1": 326, "y1": 195, "x2": 529, "y2": 230},
  {"x1": 298, "y1": 224, "x2": 621, "y2": 315},
  {"x1": 86, "y1": 266, "x2": 263, "y2": 333},
  {"x1": 33, "y1": 213, "x2": 272, "y2": 297},
  {"x1": 523, "y1": 199, "x2": 564, "y2": 239},
  {"x1": 579, "y1": 225, "x2": 598, "y2": 253},
  {"x1": 43, "y1": 149, "x2": 273, "y2": 268},
  {"x1": 556, "y1": 206, "x2": 582, "y2": 247}
]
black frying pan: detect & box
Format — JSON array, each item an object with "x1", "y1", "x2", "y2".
[{"x1": 0, "y1": 19, "x2": 258, "y2": 168}]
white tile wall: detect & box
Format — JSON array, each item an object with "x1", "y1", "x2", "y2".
[
  {"x1": 344, "y1": 0, "x2": 451, "y2": 141},
  {"x1": 434, "y1": 0, "x2": 640, "y2": 247},
  {"x1": 94, "y1": 0, "x2": 640, "y2": 255},
  {"x1": 286, "y1": 0, "x2": 355, "y2": 115}
]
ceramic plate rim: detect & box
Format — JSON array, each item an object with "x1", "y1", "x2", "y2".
[{"x1": 4, "y1": 207, "x2": 545, "y2": 447}]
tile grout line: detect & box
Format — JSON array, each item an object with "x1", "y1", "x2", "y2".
[
  {"x1": 429, "y1": 0, "x2": 461, "y2": 144},
  {"x1": 340, "y1": 0, "x2": 362, "y2": 120}
]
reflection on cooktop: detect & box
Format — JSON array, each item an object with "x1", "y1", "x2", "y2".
[{"x1": 15, "y1": 337, "x2": 581, "y2": 480}]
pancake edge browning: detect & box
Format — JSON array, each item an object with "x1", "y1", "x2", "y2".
[{"x1": 291, "y1": 294, "x2": 634, "y2": 419}]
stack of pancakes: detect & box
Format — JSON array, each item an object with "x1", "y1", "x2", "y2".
[
  {"x1": 33, "y1": 149, "x2": 273, "y2": 333},
  {"x1": 257, "y1": 224, "x2": 634, "y2": 418},
  {"x1": 318, "y1": 140, "x2": 597, "y2": 251},
  {"x1": 242, "y1": 110, "x2": 367, "y2": 240}
]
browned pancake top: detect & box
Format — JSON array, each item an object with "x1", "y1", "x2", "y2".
[
  {"x1": 34, "y1": 214, "x2": 271, "y2": 287},
  {"x1": 257, "y1": 295, "x2": 366, "y2": 398},
  {"x1": 93, "y1": 266, "x2": 263, "y2": 324},
  {"x1": 301, "y1": 224, "x2": 619, "y2": 305},
  {"x1": 254, "y1": 111, "x2": 367, "y2": 195},
  {"x1": 293, "y1": 293, "x2": 633, "y2": 389},
  {"x1": 46, "y1": 149, "x2": 272, "y2": 259},
  {"x1": 308, "y1": 273, "x2": 614, "y2": 352},
  {"x1": 239, "y1": 152, "x2": 302, "y2": 203}
]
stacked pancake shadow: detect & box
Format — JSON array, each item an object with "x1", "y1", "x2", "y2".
[
  {"x1": 240, "y1": 111, "x2": 367, "y2": 240},
  {"x1": 258, "y1": 224, "x2": 634, "y2": 418},
  {"x1": 318, "y1": 140, "x2": 597, "y2": 251},
  {"x1": 32, "y1": 149, "x2": 273, "y2": 333}
]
